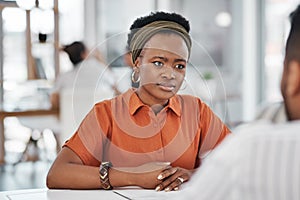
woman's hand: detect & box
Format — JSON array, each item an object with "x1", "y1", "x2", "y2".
[
  {"x1": 155, "y1": 167, "x2": 193, "y2": 192},
  {"x1": 112, "y1": 162, "x2": 171, "y2": 189},
  {"x1": 135, "y1": 162, "x2": 171, "y2": 189}
]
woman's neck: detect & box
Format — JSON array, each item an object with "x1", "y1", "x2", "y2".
[
  {"x1": 151, "y1": 104, "x2": 165, "y2": 115},
  {"x1": 135, "y1": 89, "x2": 169, "y2": 115}
]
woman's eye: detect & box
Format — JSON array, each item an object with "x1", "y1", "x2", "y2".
[
  {"x1": 152, "y1": 61, "x2": 163, "y2": 67},
  {"x1": 175, "y1": 64, "x2": 185, "y2": 70}
]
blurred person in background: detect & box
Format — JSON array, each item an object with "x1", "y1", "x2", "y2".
[{"x1": 50, "y1": 41, "x2": 120, "y2": 109}]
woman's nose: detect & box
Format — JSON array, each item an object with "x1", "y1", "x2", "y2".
[{"x1": 161, "y1": 66, "x2": 175, "y2": 79}]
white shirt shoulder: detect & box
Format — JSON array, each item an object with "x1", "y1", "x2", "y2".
[{"x1": 176, "y1": 121, "x2": 300, "y2": 200}]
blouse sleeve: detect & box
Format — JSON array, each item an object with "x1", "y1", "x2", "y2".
[
  {"x1": 63, "y1": 102, "x2": 111, "y2": 166},
  {"x1": 198, "y1": 99, "x2": 231, "y2": 159}
]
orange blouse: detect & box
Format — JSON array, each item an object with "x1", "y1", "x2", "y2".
[{"x1": 64, "y1": 88, "x2": 230, "y2": 170}]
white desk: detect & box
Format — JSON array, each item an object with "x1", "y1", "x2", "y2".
[{"x1": 0, "y1": 188, "x2": 181, "y2": 200}]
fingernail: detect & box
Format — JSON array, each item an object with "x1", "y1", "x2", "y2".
[
  {"x1": 157, "y1": 174, "x2": 163, "y2": 180},
  {"x1": 165, "y1": 187, "x2": 170, "y2": 192},
  {"x1": 155, "y1": 186, "x2": 161, "y2": 191},
  {"x1": 162, "y1": 162, "x2": 171, "y2": 165},
  {"x1": 174, "y1": 187, "x2": 179, "y2": 191},
  {"x1": 171, "y1": 168, "x2": 178, "y2": 174}
]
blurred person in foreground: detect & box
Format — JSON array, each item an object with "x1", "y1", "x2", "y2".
[
  {"x1": 175, "y1": 5, "x2": 300, "y2": 200},
  {"x1": 46, "y1": 11, "x2": 230, "y2": 191}
]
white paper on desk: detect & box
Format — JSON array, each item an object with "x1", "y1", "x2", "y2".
[
  {"x1": 4, "y1": 190, "x2": 47, "y2": 200},
  {"x1": 1, "y1": 190, "x2": 125, "y2": 200},
  {"x1": 114, "y1": 189, "x2": 181, "y2": 200},
  {"x1": 47, "y1": 190, "x2": 125, "y2": 200}
]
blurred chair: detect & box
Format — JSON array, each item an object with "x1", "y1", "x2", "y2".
[
  {"x1": 17, "y1": 115, "x2": 60, "y2": 163},
  {"x1": 59, "y1": 66, "x2": 132, "y2": 144},
  {"x1": 59, "y1": 88, "x2": 114, "y2": 145},
  {"x1": 17, "y1": 87, "x2": 114, "y2": 164}
]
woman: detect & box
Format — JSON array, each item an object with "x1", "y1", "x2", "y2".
[{"x1": 47, "y1": 11, "x2": 231, "y2": 192}]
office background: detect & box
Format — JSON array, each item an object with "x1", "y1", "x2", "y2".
[
  {"x1": 0, "y1": 0, "x2": 298, "y2": 123},
  {"x1": 0, "y1": 0, "x2": 299, "y2": 191}
]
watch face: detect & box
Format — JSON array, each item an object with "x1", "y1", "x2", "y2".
[{"x1": 104, "y1": 161, "x2": 112, "y2": 167}]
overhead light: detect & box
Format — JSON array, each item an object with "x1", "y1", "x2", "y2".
[
  {"x1": 16, "y1": 0, "x2": 36, "y2": 10},
  {"x1": 215, "y1": 11, "x2": 232, "y2": 28}
]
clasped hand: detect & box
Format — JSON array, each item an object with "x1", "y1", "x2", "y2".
[
  {"x1": 129, "y1": 162, "x2": 192, "y2": 192},
  {"x1": 155, "y1": 166, "x2": 191, "y2": 192}
]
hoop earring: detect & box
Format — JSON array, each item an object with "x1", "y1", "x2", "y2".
[
  {"x1": 180, "y1": 78, "x2": 187, "y2": 90},
  {"x1": 131, "y1": 70, "x2": 140, "y2": 83}
]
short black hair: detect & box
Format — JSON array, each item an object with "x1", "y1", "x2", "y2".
[
  {"x1": 127, "y1": 11, "x2": 190, "y2": 50},
  {"x1": 285, "y1": 5, "x2": 300, "y2": 63},
  {"x1": 63, "y1": 41, "x2": 86, "y2": 65}
]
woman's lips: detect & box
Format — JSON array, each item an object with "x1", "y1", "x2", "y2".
[{"x1": 157, "y1": 83, "x2": 176, "y2": 92}]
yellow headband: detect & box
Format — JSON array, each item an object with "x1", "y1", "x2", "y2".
[{"x1": 129, "y1": 20, "x2": 192, "y2": 64}]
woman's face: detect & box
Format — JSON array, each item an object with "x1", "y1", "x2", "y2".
[{"x1": 135, "y1": 33, "x2": 189, "y2": 106}]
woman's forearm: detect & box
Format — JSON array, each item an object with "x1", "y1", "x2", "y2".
[
  {"x1": 47, "y1": 162, "x2": 101, "y2": 189},
  {"x1": 47, "y1": 164, "x2": 140, "y2": 189},
  {"x1": 47, "y1": 162, "x2": 164, "y2": 189},
  {"x1": 46, "y1": 148, "x2": 168, "y2": 189}
]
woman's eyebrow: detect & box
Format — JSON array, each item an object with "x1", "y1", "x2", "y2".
[
  {"x1": 152, "y1": 56, "x2": 167, "y2": 61},
  {"x1": 174, "y1": 58, "x2": 187, "y2": 63},
  {"x1": 152, "y1": 56, "x2": 187, "y2": 63}
]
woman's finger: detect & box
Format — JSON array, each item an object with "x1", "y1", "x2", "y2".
[
  {"x1": 157, "y1": 167, "x2": 177, "y2": 180},
  {"x1": 155, "y1": 168, "x2": 191, "y2": 191},
  {"x1": 164, "y1": 176, "x2": 185, "y2": 192}
]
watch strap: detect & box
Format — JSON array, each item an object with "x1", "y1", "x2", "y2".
[{"x1": 99, "y1": 161, "x2": 113, "y2": 190}]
